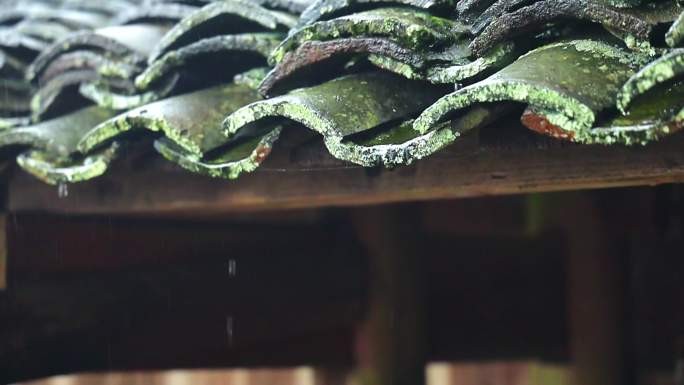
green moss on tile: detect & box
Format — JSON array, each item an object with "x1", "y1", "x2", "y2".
[
  {"x1": 270, "y1": 8, "x2": 461, "y2": 64},
  {"x1": 415, "y1": 40, "x2": 641, "y2": 135},
  {"x1": 234, "y1": 67, "x2": 272, "y2": 90},
  {"x1": 469, "y1": 0, "x2": 653, "y2": 56},
  {"x1": 226, "y1": 71, "x2": 458, "y2": 166},
  {"x1": 426, "y1": 42, "x2": 516, "y2": 84},
  {"x1": 136, "y1": 33, "x2": 282, "y2": 90},
  {"x1": 79, "y1": 74, "x2": 180, "y2": 110},
  {"x1": 16, "y1": 142, "x2": 119, "y2": 185},
  {"x1": 154, "y1": 125, "x2": 281, "y2": 179},
  {"x1": 618, "y1": 49, "x2": 684, "y2": 113},
  {"x1": 666, "y1": 11, "x2": 684, "y2": 47},
  {"x1": 79, "y1": 83, "x2": 263, "y2": 157},
  {"x1": 0, "y1": 106, "x2": 116, "y2": 156},
  {"x1": 525, "y1": 77, "x2": 684, "y2": 145},
  {"x1": 26, "y1": 31, "x2": 146, "y2": 82},
  {"x1": 328, "y1": 121, "x2": 455, "y2": 166},
  {"x1": 296, "y1": 0, "x2": 458, "y2": 29},
  {"x1": 148, "y1": 0, "x2": 296, "y2": 62}
]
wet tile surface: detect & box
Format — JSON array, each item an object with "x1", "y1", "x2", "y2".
[{"x1": 0, "y1": 0, "x2": 682, "y2": 187}]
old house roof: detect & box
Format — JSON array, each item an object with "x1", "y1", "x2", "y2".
[{"x1": 0, "y1": 0, "x2": 683, "y2": 191}]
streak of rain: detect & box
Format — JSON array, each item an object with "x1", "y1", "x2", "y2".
[
  {"x1": 226, "y1": 316, "x2": 234, "y2": 348},
  {"x1": 57, "y1": 182, "x2": 68, "y2": 198},
  {"x1": 228, "y1": 259, "x2": 237, "y2": 277}
]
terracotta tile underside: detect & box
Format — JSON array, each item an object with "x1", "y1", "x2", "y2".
[{"x1": 0, "y1": 0, "x2": 683, "y2": 185}]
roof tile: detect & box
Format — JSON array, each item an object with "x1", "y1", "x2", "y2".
[{"x1": 0, "y1": 0, "x2": 683, "y2": 185}]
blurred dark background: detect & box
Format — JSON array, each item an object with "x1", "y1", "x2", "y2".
[{"x1": 0, "y1": 186, "x2": 682, "y2": 385}]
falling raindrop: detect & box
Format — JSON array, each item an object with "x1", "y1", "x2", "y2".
[
  {"x1": 226, "y1": 316, "x2": 234, "y2": 347},
  {"x1": 57, "y1": 183, "x2": 68, "y2": 198},
  {"x1": 228, "y1": 259, "x2": 237, "y2": 277}
]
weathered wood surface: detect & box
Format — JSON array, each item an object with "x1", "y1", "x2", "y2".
[{"x1": 6, "y1": 124, "x2": 684, "y2": 214}]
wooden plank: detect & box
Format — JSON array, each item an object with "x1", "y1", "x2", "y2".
[{"x1": 7, "y1": 125, "x2": 684, "y2": 214}]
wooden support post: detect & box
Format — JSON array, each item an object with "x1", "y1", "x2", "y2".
[
  {"x1": 351, "y1": 205, "x2": 426, "y2": 385},
  {"x1": 529, "y1": 192, "x2": 624, "y2": 385},
  {"x1": 566, "y1": 210, "x2": 624, "y2": 385}
]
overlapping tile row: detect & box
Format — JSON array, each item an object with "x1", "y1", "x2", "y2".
[
  {"x1": 0, "y1": 0, "x2": 135, "y2": 128},
  {"x1": 0, "y1": 0, "x2": 683, "y2": 185}
]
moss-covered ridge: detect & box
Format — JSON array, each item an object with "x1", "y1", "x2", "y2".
[
  {"x1": 78, "y1": 1, "x2": 297, "y2": 111},
  {"x1": 261, "y1": 7, "x2": 495, "y2": 94},
  {"x1": 415, "y1": 40, "x2": 646, "y2": 144},
  {"x1": 78, "y1": 73, "x2": 180, "y2": 112},
  {"x1": 78, "y1": 84, "x2": 263, "y2": 156},
  {"x1": 468, "y1": 0, "x2": 666, "y2": 56},
  {"x1": 271, "y1": 7, "x2": 463, "y2": 64},
  {"x1": 147, "y1": 0, "x2": 297, "y2": 63},
  {"x1": 16, "y1": 142, "x2": 120, "y2": 185},
  {"x1": 153, "y1": 127, "x2": 281, "y2": 180},
  {"x1": 666, "y1": 10, "x2": 684, "y2": 47},
  {"x1": 226, "y1": 71, "x2": 475, "y2": 167},
  {"x1": 26, "y1": 24, "x2": 171, "y2": 120},
  {"x1": 295, "y1": 0, "x2": 457, "y2": 30},
  {"x1": 77, "y1": 82, "x2": 283, "y2": 179},
  {"x1": 600, "y1": 50, "x2": 684, "y2": 144},
  {"x1": 0, "y1": 106, "x2": 116, "y2": 156},
  {"x1": 27, "y1": 24, "x2": 168, "y2": 82},
  {"x1": 136, "y1": 33, "x2": 283, "y2": 91},
  {"x1": 0, "y1": 106, "x2": 120, "y2": 184},
  {"x1": 618, "y1": 49, "x2": 684, "y2": 113}
]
